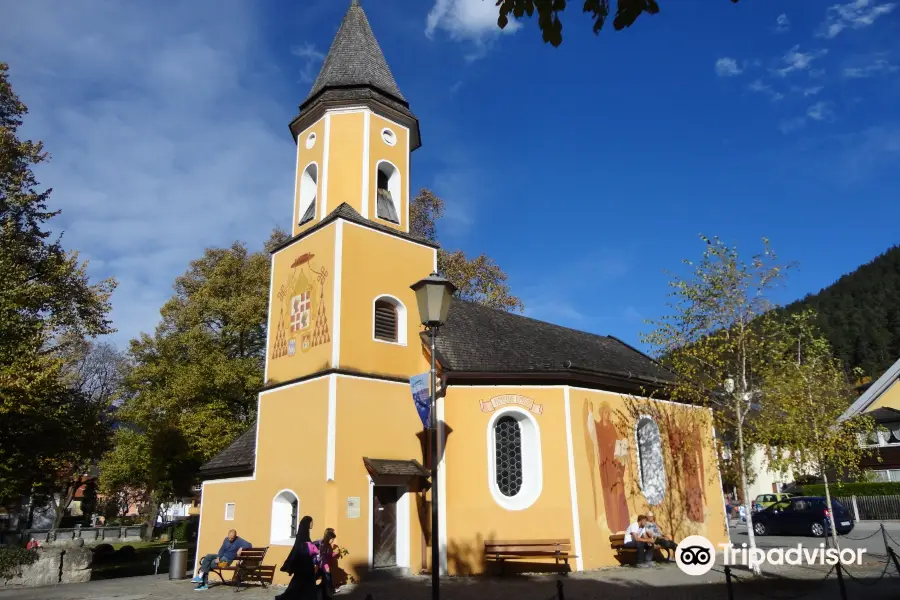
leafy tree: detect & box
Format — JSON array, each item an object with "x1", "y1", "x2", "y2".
[
  {"x1": 410, "y1": 188, "x2": 523, "y2": 312},
  {"x1": 643, "y1": 235, "x2": 791, "y2": 574},
  {"x1": 0, "y1": 62, "x2": 116, "y2": 504},
  {"x1": 105, "y1": 230, "x2": 285, "y2": 536},
  {"x1": 754, "y1": 311, "x2": 875, "y2": 546},
  {"x1": 494, "y1": 0, "x2": 739, "y2": 47}
]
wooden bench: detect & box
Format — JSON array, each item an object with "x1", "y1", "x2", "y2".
[
  {"x1": 609, "y1": 533, "x2": 673, "y2": 564},
  {"x1": 484, "y1": 539, "x2": 577, "y2": 574},
  {"x1": 211, "y1": 547, "x2": 275, "y2": 590}
]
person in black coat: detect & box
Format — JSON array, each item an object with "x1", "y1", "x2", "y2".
[{"x1": 276, "y1": 516, "x2": 318, "y2": 600}]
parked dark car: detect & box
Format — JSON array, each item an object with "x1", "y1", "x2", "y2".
[{"x1": 752, "y1": 496, "x2": 854, "y2": 537}]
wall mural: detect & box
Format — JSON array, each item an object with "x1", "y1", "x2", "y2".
[
  {"x1": 479, "y1": 394, "x2": 543, "y2": 415},
  {"x1": 662, "y1": 413, "x2": 706, "y2": 523},
  {"x1": 271, "y1": 252, "x2": 330, "y2": 360},
  {"x1": 585, "y1": 402, "x2": 630, "y2": 533},
  {"x1": 636, "y1": 417, "x2": 667, "y2": 506}
]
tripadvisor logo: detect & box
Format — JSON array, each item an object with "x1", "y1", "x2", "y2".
[{"x1": 675, "y1": 535, "x2": 867, "y2": 576}]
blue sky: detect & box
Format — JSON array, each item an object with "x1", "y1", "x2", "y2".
[{"x1": 1, "y1": 0, "x2": 898, "y2": 352}]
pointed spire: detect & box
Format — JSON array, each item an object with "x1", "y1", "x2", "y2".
[{"x1": 302, "y1": 2, "x2": 406, "y2": 107}]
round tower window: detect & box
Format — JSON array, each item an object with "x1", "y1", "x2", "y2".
[
  {"x1": 305, "y1": 132, "x2": 316, "y2": 149},
  {"x1": 381, "y1": 128, "x2": 396, "y2": 146}
]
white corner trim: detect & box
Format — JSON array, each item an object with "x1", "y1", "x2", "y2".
[
  {"x1": 203, "y1": 476, "x2": 255, "y2": 485},
  {"x1": 367, "y1": 475, "x2": 374, "y2": 569},
  {"x1": 433, "y1": 249, "x2": 437, "y2": 274},
  {"x1": 326, "y1": 374, "x2": 337, "y2": 481},
  {"x1": 331, "y1": 221, "x2": 343, "y2": 368},
  {"x1": 563, "y1": 388, "x2": 584, "y2": 572},
  {"x1": 321, "y1": 113, "x2": 331, "y2": 219},
  {"x1": 362, "y1": 111, "x2": 371, "y2": 219},
  {"x1": 712, "y1": 420, "x2": 731, "y2": 538},
  {"x1": 405, "y1": 127, "x2": 410, "y2": 234},
  {"x1": 371, "y1": 294, "x2": 408, "y2": 346},
  {"x1": 293, "y1": 127, "x2": 302, "y2": 227},
  {"x1": 437, "y1": 394, "x2": 448, "y2": 575},
  {"x1": 325, "y1": 105, "x2": 369, "y2": 115},
  {"x1": 259, "y1": 372, "x2": 333, "y2": 396},
  {"x1": 263, "y1": 263, "x2": 275, "y2": 383},
  {"x1": 193, "y1": 483, "x2": 207, "y2": 575},
  {"x1": 486, "y1": 406, "x2": 543, "y2": 511},
  {"x1": 252, "y1": 396, "x2": 262, "y2": 476},
  {"x1": 397, "y1": 487, "x2": 411, "y2": 569}
]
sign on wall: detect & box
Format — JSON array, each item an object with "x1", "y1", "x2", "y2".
[
  {"x1": 347, "y1": 497, "x2": 360, "y2": 519},
  {"x1": 479, "y1": 394, "x2": 544, "y2": 415}
]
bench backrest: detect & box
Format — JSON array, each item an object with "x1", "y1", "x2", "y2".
[
  {"x1": 237, "y1": 547, "x2": 268, "y2": 566},
  {"x1": 484, "y1": 539, "x2": 572, "y2": 554}
]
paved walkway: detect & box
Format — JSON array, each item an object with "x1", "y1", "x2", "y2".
[{"x1": 1, "y1": 558, "x2": 897, "y2": 600}]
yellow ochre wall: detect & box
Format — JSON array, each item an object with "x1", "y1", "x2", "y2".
[
  {"x1": 293, "y1": 118, "x2": 325, "y2": 237},
  {"x1": 442, "y1": 386, "x2": 729, "y2": 575},
  {"x1": 325, "y1": 112, "x2": 365, "y2": 217},
  {"x1": 266, "y1": 227, "x2": 336, "y2": 386},
  {"x1": 367, "y1": 113, "x2": 410, "y2": 232},
  {"x1": 338, "y1": 222, "x2": 435, "y2": 378},
  {"x1": 869, "y1": 378, "x2": 900, "y2": 412},
  {"x1": 196, "y1": 376, "x2": 331, "y2": 584}
]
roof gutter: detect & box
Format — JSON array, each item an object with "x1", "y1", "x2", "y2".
[{"x1": 443, "y1": 370, "x2": 672, "y2": 398}]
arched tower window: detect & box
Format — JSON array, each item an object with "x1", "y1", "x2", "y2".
[
  {"x1": 636, "y1": 416, "x2": 666, "y2": 506},
  {"x1": 299, "y1": 163, "x2": 318, "y2": 225},
  {"x1": 487, "y1": 408, "x2": 543, "y2": 510},
  {"x1": 375, "y1": 162, "x2": 400, "y2": 224},
  {"x1": 372, "y1": 295, "x2": 407, "y2": 345},
  {"x1": 271, "y1": 490, "x2": 300, "y2": 545}
]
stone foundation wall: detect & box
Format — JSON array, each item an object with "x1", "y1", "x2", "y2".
[{"x1": 2, "y1": 539, "x2": 92, "y2": 588}]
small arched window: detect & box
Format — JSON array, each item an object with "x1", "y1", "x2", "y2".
[
  {"x1": 372, "y1": 296, "x2": 407, "y2": 345},
  {"x1": 487, "y1": 408, "x2": 542, "y2": 510},
  {"x1": 636, "y1": 417, "x2": 666, "y2": 506},
  {"x1": 299, "y1": 163, "x2": 318, "y2": 225},
  {"x1": 376, "y1": 162, "x2": 400, "y2": 224},
  {"x1": 271, "y1": 490, "x2": 300, "y2": 545}
]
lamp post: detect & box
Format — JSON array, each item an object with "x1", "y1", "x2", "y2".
[{"x1": 411, "y1": 273, "x2": 456, "y2": 600}]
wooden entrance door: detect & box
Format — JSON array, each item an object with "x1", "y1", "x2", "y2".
[{"x1": 372, "y1": 486, "x2": 398, "y2": 568}]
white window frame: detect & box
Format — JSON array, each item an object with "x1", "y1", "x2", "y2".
[
  {"x1": 372, "y1": 295, "x2": 407, "y2": 346},
  {"x1": 486, "y1": 407, "x2": 543, "y2": 511},
  {"x1": 375, "y1": 160, "x2": 401, "y2": 225},
  {"x1": 298, "y1": 162, "x2": 318, "y2": 225},
  {"x1": 224, "y1": 503, "x2": 235, "y2": 521},
  {"x1": 635, "y1": 415, "x2": 667, "y2": 506},
  {"x1": 270, "y1": 489, "x2": 300, "y2": 546}
]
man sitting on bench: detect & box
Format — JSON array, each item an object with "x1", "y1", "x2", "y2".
[
  {"x1": 623, "y1": 515, "x2": 655, "y2": 568},
  {"x1": 644, "y1": 512, "x2": 677, "y2": 561},
  {"x1": 192, "y1": 529, "x2": 252, "y2": 590}
]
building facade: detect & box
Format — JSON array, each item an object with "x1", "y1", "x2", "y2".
[
  {"x1": 196, "y1": 2, "x2": 729, "y2": 582},
  {"x1": 842, "y1": 357, "x2": 900, "y2": 481}
]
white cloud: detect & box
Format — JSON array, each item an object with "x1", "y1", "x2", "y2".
[
  {"x1": 715, "y1": 57, "x2": 743, "y2": 77},
  {"x1": 0, "y1": 0, "x2": 294, "y2": 347},
  {"x1": 779, "y1": 117, "x2": 807, "y2": 134},
  {"x1": 807, "y1": 101, "x2": 836, "y2": 122},
  {"x1": 805, "y1": 86, "x2": 825, "y2": 96},
  {"x1": 819, "y1": 0, "x2": 896, "y2": 38},
  {"x1": 291, "y1": 42, "x2": 325, "y2": 84},
  {"x1": 426, "y1": 0, "x2": 521, "y2": 60},
  {"x1": 843, "y1": 58, "x2": 899, "y2": 78},
  {"x1": 774, "y1": 45, "x2": 829, "y2": 77},
  {"x1": 748, "y1": 79, "x2": 785, "y2": 102},
  {"x1": 774, "y1": 13, "x2": 791, "y2": 33}
]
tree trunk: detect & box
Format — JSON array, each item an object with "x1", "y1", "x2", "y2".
[
  {"x1": 144, "y1": 500, "x2": 160, "y2": 541},
  {"x1": 822, "y1": 470, "x2": 841, "y2": 550},
  {"x1": 52, "y1": 480, "x2": 78, "y2": 529},
  {"x1": 736, "y1": 407, "x2": 762, "y2": 575}
]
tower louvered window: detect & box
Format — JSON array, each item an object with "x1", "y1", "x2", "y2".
[
  {"x1": 494, "y1": 416, "x2": 523, "y2": 497},
  {"x1": 290, "y1": 498, "x2": 298, "y2": 538},
  {"x1": 374, "y1": 299, "x2": 398, "y2": 342},
  {"x1": 300, "y1": 198, "x2": 316, "y2": 224},
  {"x1": 376, "y1": 169, "x2": 399, "y2": 223}
]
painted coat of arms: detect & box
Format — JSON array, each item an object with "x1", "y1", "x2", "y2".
[{"x1": 271, "y1": 252, "x2": 330, "y2": 359}]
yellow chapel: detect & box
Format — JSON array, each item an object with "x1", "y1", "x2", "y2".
[{"x1": 196, "y1": 1, "x2": 729, "y2": 583}]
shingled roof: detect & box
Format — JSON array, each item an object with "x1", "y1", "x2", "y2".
[
  {"x1": 200, "y1": 300, "x2": 672, "y2": 479},
  {"x1": 435, "y1": 299, "x2": 674, "y2": 387},
  {"x1": 301, "y1": 2, "x2": 407, "y2": 110}
]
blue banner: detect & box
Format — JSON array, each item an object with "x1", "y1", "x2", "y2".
[{"x1": 410, "y1": 373, "x2": 431, "y2": 429}]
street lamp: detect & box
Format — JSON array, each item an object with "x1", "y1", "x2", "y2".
[{"x1": 410, "y1": 273, "x2": 456, "y2": 600}]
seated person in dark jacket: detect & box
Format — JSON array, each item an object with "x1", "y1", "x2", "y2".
[
  {"x1": 192, "y1": 529, "x2": 252, "y2": 589},
  {"x1": 644, "y1": 512, "x2": 677, "y2": 561}
]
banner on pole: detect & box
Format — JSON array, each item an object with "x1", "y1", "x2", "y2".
[{"x1": 410, "y1": 373, "x2": 432, "y2": 428}]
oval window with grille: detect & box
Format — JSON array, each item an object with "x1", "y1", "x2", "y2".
[{"x1": 494, "y1": 416, "x2": 523, "y2": 497}]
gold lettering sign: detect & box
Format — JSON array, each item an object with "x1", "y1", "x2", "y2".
[{"x1": 480, "y1": 394, "x2": 543, "y2": 415}]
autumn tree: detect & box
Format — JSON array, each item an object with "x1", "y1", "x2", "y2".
[
  {"x1": 0, "y1": 62, "x2": 116, "y2": 505},
  {"x1": 755, "y1": 311, "x2": 875, "y2": 546},
  {"x1": 494, "y1": 0, "x2": 739, "y2": 47},
  {"x1": 105, "y1": 229, "x2": 286, "y2": 534},
  {"x1": 410, "y1": 188, "x2": 523, "y2": 312},
  {"x1": 643, "y1": 235, "x2": 792, "y2": 574}
]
